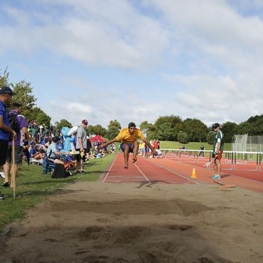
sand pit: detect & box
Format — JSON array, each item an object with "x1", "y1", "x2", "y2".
[{"x1": 1, "y1": 181, "x2": 263, "y2": 263}]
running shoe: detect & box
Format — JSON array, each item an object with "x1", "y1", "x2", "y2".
[{"x1": 212, "y1": 174, "x2": 221, "y2": 180}]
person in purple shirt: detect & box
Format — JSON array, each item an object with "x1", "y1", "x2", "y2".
[{"x1": 2, "y1": 102, "x2": 29, "y2": 187}]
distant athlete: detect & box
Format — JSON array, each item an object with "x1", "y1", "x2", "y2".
[
  {"x1": 98, "y1": 122, "x2": 157, "y2": 168},
  {"x1": 211, "y1": 123, "x2": 224, "y2": 180}
]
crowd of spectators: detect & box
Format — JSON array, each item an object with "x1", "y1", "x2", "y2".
[{"x1": 138, "y1": 139, "x2": 162, "y2": 158}]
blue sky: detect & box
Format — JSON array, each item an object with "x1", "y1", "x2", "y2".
[{"x1": 1, "y1": 0, "x2": 263, "y2": 129}]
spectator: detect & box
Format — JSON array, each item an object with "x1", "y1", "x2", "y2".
[
  {"x1": 156, "y1": 149, "x2": 163, "y2": 158},
  {"x1": 198, "y1": 145, "x2": 205, "y2": 157},
  {"x1": 0, "y1": 87, "x2": 17, "y2": 171},
  {"x1": 75, "y1": 120, "x2": 88, "y2": 174},
  {"x1": 86, "y1": 136, "x2": 92, "y2": 162},
  {"x1": 139, "y1": 141, "x2": 146, "y2": 157},
  {"x1": 46, "y1": 136, "x2": 66, "y2": 165},
  {"x1": 2, "y1": 102, "x2": 29, "y2": 187}
]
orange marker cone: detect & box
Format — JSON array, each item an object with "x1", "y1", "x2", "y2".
[{"x1": 191, "y1": 168, "x2": 197, "y2": 178}]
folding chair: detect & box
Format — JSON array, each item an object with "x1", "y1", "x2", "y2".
[{"x1": 42, "y1": 151, "x2": 56, "y2": 174}]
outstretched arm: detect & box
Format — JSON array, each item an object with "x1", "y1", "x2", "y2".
[{"x1": 98, "y1": 138, "x2": 117, "y2": 150}]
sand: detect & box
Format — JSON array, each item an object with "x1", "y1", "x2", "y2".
[{"x1": 0, "y1": 181, "x2": 263, "y2": 263}]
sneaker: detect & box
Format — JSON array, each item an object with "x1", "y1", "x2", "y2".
[
  {"x1": 0, "y1": 172, "x2": 5, "y2": 179},
  {"x1": 80, "y1": 171, "x2": 86, "y2": 174},
  {"x1": 212, "y1": 174, "x2": 221, "y2": 180}
]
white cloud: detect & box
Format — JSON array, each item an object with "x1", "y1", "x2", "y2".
[{"x1": 1, "y1": 0, "x2": 263, "y2": 129}]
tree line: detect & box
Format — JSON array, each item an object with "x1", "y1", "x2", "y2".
[{"x1": 1, "y1": 68, "x2": 262, "y2": 144}]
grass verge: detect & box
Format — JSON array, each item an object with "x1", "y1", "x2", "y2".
[{"x1": 0, "y1": 152, "x2": 117, "y2": 233}]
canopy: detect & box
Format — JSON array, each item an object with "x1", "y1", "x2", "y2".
[{"x1": 89, "y1": 135, "x2": 105, "y2": 143}]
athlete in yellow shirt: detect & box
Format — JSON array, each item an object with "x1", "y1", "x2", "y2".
[{"x1": 98, "y1": 122, "x2": 157, "y2": 168}]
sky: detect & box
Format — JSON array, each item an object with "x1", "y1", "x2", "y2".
[{"x1": 1, "y1": 0, "x2": 263, "y2": 129}]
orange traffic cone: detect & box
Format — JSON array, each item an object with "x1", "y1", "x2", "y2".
[{"x1": 191, "y1": 168, "x2": 197, "y2": 178}]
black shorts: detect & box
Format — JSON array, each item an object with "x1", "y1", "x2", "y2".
[
  {"x1": 0, "y1": 139, "x2": 9, "y2": 166},
  {"x1": 5, "y1": 145, "x2": 24, "y2": 164},
  {"x1": 75, "y1": 149, "x2": 86, "y2": 162}
]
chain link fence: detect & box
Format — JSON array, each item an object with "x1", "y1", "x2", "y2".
[{"x1": 232, "y1": 134, "x2": 263, "y2": 152}]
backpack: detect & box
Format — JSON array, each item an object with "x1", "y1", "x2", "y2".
[
  {"x1": 52, "y1": 163, "x2": 71, "y2": 178},
  {"x1": 8, "y1": 112, "x2": 19, "y2": 132}
]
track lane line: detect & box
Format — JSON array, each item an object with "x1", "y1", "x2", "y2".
[
  {"x1": 102, "y1": 154, "x2": 119, "y2": 183},
  {"x1": 133, "y1": 162, "x2": 150, "y2": 183},
  {"x1": 139, "y1": 157, "x2": 200, "y2": 185}
]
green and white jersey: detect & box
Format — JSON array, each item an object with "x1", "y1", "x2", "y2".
[{"x1": 213, "y1": 130, "x2": 224, "y2": 153}]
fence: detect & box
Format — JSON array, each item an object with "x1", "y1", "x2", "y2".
[
  {"x1": 232, "y1": 134, "x2": 263, "y2": 152},
  {"x1": 160, "y1": 148, "x2": 263, "y2": 172}
]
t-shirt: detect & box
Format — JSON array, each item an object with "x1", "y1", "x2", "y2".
[
  {"x1": 76, "y1": 126, "x2": 87, "y2": 149},
  {"x1": 213, "y1": 130, "x2": 224, "y2": 153},
  {"x1": 8, "y1": 110, "x2": 28, "y2": 146},
  {"x1": 115, "y1": 128, "x2": 144, "y2": 143},
  {"x1": 47, "y1": 142, "x2": 59, "y2": 159},
  {"x1": 0, "y1": 100, "x2": 9, "y2": 140}
]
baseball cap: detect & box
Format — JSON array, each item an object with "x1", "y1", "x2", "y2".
[
  {"x1": 82, "y1": 119, "x2": 88, "y2": 125},
  {"x1": 212, "y1": 123, "x2": 220, "y2": 130},
  {"x1": 0, "y1": 86, "x2": 16, "y2": 96},
  {"x1": 128, "y1": 122, "x2": 136, "y2": 128}
]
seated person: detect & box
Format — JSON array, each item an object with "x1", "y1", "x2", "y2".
[
  {"x1": 46, "y1": 136, "x2": 67, "y2": 165},
  {"x1": 32, "y1": 149, "x2": 46, "y2": 160},
  {"x1": 155, "y1": 149, "x2": 163, "y2": 158},
  {"x1": 29, "y1": 145, "x2": 37, "y2": 158}
]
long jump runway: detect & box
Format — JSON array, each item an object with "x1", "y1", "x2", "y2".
[
  {"x1": 102, "y1": 153, "x2": 263, "y2": 193},
  {"x1": 102, "y1": 153, "x2": 198, "y2": 185}
]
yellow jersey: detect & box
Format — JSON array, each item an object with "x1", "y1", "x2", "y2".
[{"x1": 115, "y1": 128, "x2": 145, "y2": 143}]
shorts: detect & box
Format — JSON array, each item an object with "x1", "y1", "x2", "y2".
[
  {"x1": 120, "y1": 143, "x2": 133, "y2": 153},
  {"x1": 5, "y1": 145, "x2": 24, "y2": 164},
  {"x1": 212, "y1": 151, "x2": 223, "y2": 161},
  {"x1": 0, "y1": 139, "x2": 9, "y2": 166},
  {"x1": 75, "y1": 149, "x2": 86, "y2": 162}
]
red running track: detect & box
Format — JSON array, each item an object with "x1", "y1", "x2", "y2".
[
  {"x1": 102, "y1": 153, "x2": 263, "y2": 193},
  {"x1": 102, "y1": 153, "x2": 198, "y2": 185}
]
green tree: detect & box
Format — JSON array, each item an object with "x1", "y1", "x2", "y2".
[
  {"x1": 207, "y1": 131, "x2": 215, "y2": 145},
  {"x1": 154, "y1": 115, "x2": 183, "y2": 141},
  {"x1": 0, "y1": 67, "x2": 9, "y2": 87},
  {"x1": 108, "y1": 120, "x2": 121, "y2": 130},
  {"x1": 31, "y1": 107, "x2": 51, "y2": 127},
  {"x1": 139, "y1": 121, "x2": 155, "y2": 139},
  {"x1": 106, "y1": 120, "x2": 121, "y2": 139},
  {"x1": 183, "y1": 118, "x2": 208, "y2": 142},
  {"x1": 54, "y1": 119, "x2": 73, "y2": 134},
  {"x1": 221, "y1": 122, "x2": 238, "y2": 143},
  {"x1": 11, "y1": 80, "x2": 37, "y2": 121},
  {"x1": 88, "y1": 124, "x2": 107, "y2": 137},
  {"x1": 107, "y1": 126, "x2": 120, "y2": 140},
  {"x1": 177, "y1": 131, "x2": 189, "y2": 144},
  {"x1": 245, "y1": 115, "x2": 263, "y2": 135}
]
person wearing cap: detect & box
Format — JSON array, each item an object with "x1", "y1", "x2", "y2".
[
  {"x1": 2, "y1": 102, "x2": 29, "y2": 187},
  {"x1": 98, "y1": 122, "x2": 157, "y2": 169},
  {"x1": 211, "y1": 123, "x2": 225, "y2": 180},
  {"x1": 75, "y1": 120, "x2": 88, "y2": 174},
  {"x1": 0, "y1": 86, "x2": 17, "y2": 177}
]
